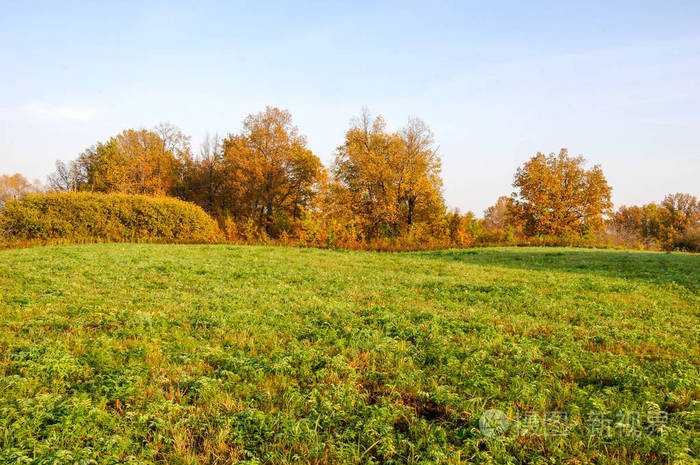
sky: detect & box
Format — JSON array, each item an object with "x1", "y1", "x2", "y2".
[{"x1": 1, "y1": 0, "x2": 699, "y2": 214}]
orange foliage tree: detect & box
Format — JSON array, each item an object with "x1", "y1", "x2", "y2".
[
  {"x1": 52, "y1": 124, "x2": 190, "y2": 196},
  {"x1": 330, "y1": 110, "x2": 444, "y2": 238},
  {"x1": 178, "y1": 133, "x2": 226, "y2": 217},
  {"x1": 220, "y1": 107, "x2": 322, "y2": 236},
  {"x1": 611, "y1": 193, "x2": 699, "y2": 250},
  {"x1": 511, "y1": 149, "x2": 612, "y2": 237},
  {"x1": 0, "y1": 173, "x2": 40, "y2": 209},
  {"x1": 661, "y1": 193, "x2": 699, "y2": 237}
]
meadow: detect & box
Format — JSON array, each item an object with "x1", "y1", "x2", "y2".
[{"x1": 0, "y1": 244, "x2": 698, "y2": 464}]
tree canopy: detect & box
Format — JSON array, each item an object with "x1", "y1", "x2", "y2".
[
  {"x1": 331, "y1": 110, "x2": 444, "y2": 238},
  {"x1": 511, "y1": 149, "x2": 612, "y2": 236},
  {"x1": 0, "y1": 173, "x2": 40, "y2": 209},
  {"x1": 17, "y1": 107, "x2": 693, "y2": 250},
  {"x1": 220, "y1": 107, "x2": 322, "y2": 235}
]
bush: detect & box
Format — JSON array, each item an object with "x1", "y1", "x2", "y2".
[
  {"x1": 0, "y1": 192, "x2": 220, "y2": 244},
  {"x1": 675, "y1": 226, "x2": 700, "y2": 252}
]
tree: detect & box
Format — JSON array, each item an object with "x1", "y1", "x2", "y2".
[
  {"x1": 221, "y1": 107, "x2": 322, "y2": 235},
  {"x1": 47, "y1": 160, "x2": 86, "y2": 192},
  {"x1": 182, "y1": 133, "x2": 226, "y2": 216},
  {"x1": 113, "y1": 128, "x2": 180, "y2": 195},
  {"x1": 610, "y1": 204, "x2": 648, "y2": 245},
  {"x1": 397, "y1": 118, "x2": 444, "y2": 226},
  {"x1": 610, "y1": 195, "x2": 699, "y2": 250},
  {"x1": 155, "y1": 122, "x2": 192, "y2": 162},
  {"x1": 661, "y1": 193, "x2": 699, "y2": 234},
  {"x1": 51, "y1": 124, "x2": 187, "y2": 196},
  {"x1": 511, "y1": 149, "x2": 612, "y2": 236},
  {"x1": 154, "y1": 122, "x2": 194, "y2": 198},
  {"x1": 331, "y1": 109, "x2": 444, "y2": 237},
  {"x1": 483, "y1": 196, "x2": 517, "y2": 232},
  {"x1": 332, "y1": 111, "x2": 401, "y2": 235},
  {"x1": 0, "y1": 173, "x2": 39, "y2": 208}
]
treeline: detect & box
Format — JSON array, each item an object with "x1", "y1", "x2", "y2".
[
  {"x1": 2, "y1": 106, "x2": 698, "y2": 251},
  {"x1": 610, "y1": 193, "x2": 700, "y2": 251}
]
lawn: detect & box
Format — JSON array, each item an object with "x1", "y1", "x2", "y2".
[{"x1": 0, "y1": 244, "x2": 698, "y2": 464}]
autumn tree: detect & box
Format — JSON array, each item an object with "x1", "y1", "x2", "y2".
[
  {"x1": 331, "y1": 110, "x2": 444, "y2": 237},
  {"x1": 511, "y1": 149, "x2": 612, "y2": 236},
  {"x1": 661, "y1": 193, "x2": 699, "y2": 234},
  {"x1": 0, "y1": 173, "x2": 40, "y2": 208},
  {"x1": 445, "y1": 209, "x2": 481, "y2": 247},
  {"x1": 51, "y1": 124, "x2": 189, "y2": 196},
  {"x1": 112, "y1": 128, "x2": 181, "y2": 194},
  {"x1": 610, "y1": 204, "x2": 646, "y2": 244},
  {"x1": 155, "y1": 122, "x2": 194, "y2": 198},
  {"x1": 483, "y1": 195, "x2": 518, "y2": 232},
  {"x1": 181, "y1": 133, "x2": 226, "y2": 216},
  {"x1": 47, "y1": 160, "x2": 86, "y2": 192},
  {"x1": 71, "y1": 139, "x2": 120, "y2": 192},
  {"x1": 611, "y1": 193, "x2": 700, "y2": 250},
  {"x1": 331, "y1": 112, "x2": 400, "y2": 235},
  {"x1": 398, "y1": 118, "x2": 444, "y2": 226},
  {"x1": 220, "y1": 107, "x2": 322, "y2": 235}
]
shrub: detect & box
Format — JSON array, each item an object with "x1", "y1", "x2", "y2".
[
  {"x1": 0, "y1": 192, "x2": 220, "y2": 244},
  {"x1": 675, "y1": 226, "x2": 700, "y2": 252}
]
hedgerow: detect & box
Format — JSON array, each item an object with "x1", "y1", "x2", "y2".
[{"x1": 0, "y1": 192, "x2": 220, "y2": 244}]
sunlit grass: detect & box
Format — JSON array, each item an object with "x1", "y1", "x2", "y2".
[{"x1": 0, "y1": 244, "x2": 698, "y2": 464}]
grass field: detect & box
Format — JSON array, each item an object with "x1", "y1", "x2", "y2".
[{"x1": 0, "y1": 244, "x2": 698, "y2": 464}]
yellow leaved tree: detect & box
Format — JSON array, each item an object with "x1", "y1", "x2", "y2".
[
  {"x1": 330, "y1": 109, "x2": 444, "y2": 238},
  {"x1": 511, "y1": 149, "x2": 612, "y2": 237}
]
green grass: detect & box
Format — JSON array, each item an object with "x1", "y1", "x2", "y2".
[{"x1": 0, "y1": 244, "x2": 698, "y2": 464}]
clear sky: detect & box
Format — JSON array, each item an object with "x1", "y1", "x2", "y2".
[{"x1": 1, "y1": 0, "x2": 699, "y2": 214}]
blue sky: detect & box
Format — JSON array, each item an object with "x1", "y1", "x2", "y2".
[{"x1": 1, "y1": 0, "x2": 699, "y2": 214}]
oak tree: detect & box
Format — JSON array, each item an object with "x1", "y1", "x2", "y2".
[
  {"x1": 52, "y1": 125, "x2": 188, "y2": 196},
  {"x1": 221, "y1": 107, "x2": 322, "y2": 235},
  {"x1": 331, "y1": 110, "x2": 444, "y2": 237},
  {"x1": 511, "y1": 149, "x2": 612, "y2": 236}
]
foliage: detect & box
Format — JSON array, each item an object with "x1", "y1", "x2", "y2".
[
  {"x1": 21, "y1": 108, "x2": 698, "y2": 251},
  {"x1": 330, "y1": 110, "x2": 445, "y2": 238},
  {"x1": 675, "y1": 226, "x2": 700, "y2": 252},
  {"x1": 49, "y1": 124, "x2": 190, "y2": 196},
  {"x1": 219, "y1": 107, "x2": 322, "y2": 236},
  {"x1": 481, "y1": 196, "x2": 522, "y2": 244},
  {"x1": 610, "y1": 193, "x2": 700, "y2": 251},
  {"x1": 0, "y1": 244, "x2": 697, "y2": 464},
  {"x1": 0, "y1": 192, "x2": 219, "y2": 244},
  {"x1": 216, "y1": 210, "x2": 481, "y2": 252},
  {"x1": 177, "y1": 133, "x2": 226, "y2": 217},
  {"x1": 512, "y1": 149, "x2": 613, "y2": 236},
  {"x1": 0, "y1": 173, "x2": 41, "y2": 208}
]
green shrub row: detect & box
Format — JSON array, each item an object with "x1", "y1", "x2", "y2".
[{"x1": 0, "y1": 192, "x2": 219, "y2": 244}]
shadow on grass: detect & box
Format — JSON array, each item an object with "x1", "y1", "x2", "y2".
[{"x1": 417, "y1": 247, "x2": 700, "y2": 294}]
